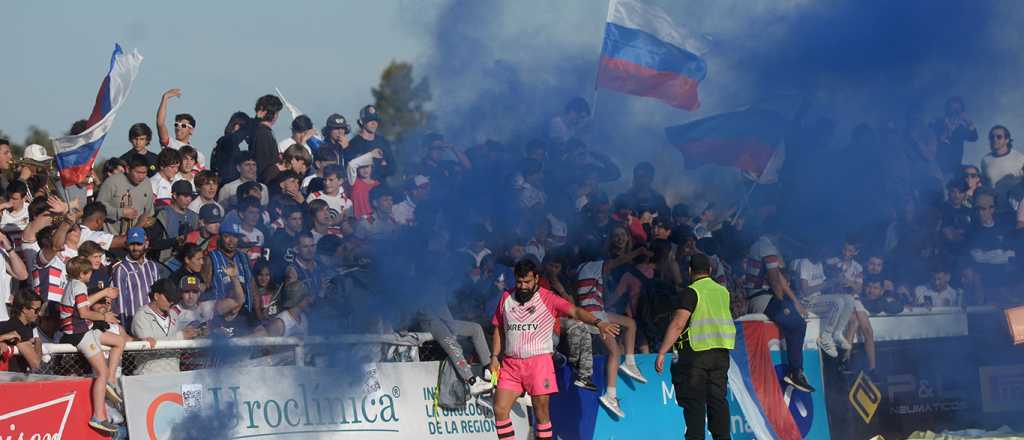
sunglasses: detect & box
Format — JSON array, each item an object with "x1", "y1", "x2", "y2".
[{"x1": 174, "y1": 122, "x2": 194, "y2": 130}]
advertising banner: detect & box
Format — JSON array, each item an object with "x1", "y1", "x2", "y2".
[
  {"x1": 123, "y1": 363, "x2": 531, "y2": 440},
  {"x1": 0, "y1": 377, "x2": 110, "y2": 440},
  {"x1": 823, "y1": 336, "x2": 982, "y2": 440},
  {"x1": 549, "y1": 349, "x2": 830, "y2": 440}
]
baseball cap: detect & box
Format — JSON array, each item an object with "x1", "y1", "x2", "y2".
[
  {"x1": 178, "y1": 274, "x2": 203, "y2": 292},
  {"x1": 324, "y1": 113, "x2": 350, "y2": 131},
  {"x1": 199, "y1": 204, "x2": 223, "y2": 223},
  {"x1": 127, "y1": 227, "x2": 146, "y2": 244},
  {"x1": 221, "y1": 221, "x2": 244, "y2": 237},
  {"x1": 23, "y1": 144, "x2": 53, "y2": 164},
  {"x1": 358, "y1": 105, "x2": 381, "y2": 126},
  {"x1": 172, "y1": 180, "x2": 195, "y2": 196}
]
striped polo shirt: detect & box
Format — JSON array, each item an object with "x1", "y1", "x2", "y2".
[{"x1": 112, "y1": 256, "x2": 159, "y2": 319}]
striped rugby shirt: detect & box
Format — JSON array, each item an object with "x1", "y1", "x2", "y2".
[{"x1": 492, "y1": 287, "x2": 573, "y2": 359}]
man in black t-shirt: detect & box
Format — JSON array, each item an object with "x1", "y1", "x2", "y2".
[
  {"x1": 345, "y1": 105, "x2": 395, "y2": 180},
  {"x1": 0, "y1": 290, "x2": 44, "y2": 372}
]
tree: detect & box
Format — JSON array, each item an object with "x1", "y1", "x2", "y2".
[
  {"x1": 23, "y1": 125, "x2": 55, "y2": 156},
  {"x1": 371, "y1": 61, "x2": 431, "y2": 144}
]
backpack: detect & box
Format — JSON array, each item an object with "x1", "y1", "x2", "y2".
[{"x1": 434, "y1": 358, "x2": 470, "y2": 411}]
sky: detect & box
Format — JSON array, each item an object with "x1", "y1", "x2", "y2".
[
  {"x1": 0, "y1": 1, "x2": 447, "y2": 159},
  {"x1": 1, "y1": 0, "x2": 1020, "y2": 180}
]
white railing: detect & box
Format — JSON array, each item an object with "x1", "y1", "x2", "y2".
[{"x1": 19, "y1": 332, "x2": 435, "y2": 377}]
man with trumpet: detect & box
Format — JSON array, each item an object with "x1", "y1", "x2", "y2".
[{"x1": 96, "y1": 156, "x2": 155, "y2": 234}]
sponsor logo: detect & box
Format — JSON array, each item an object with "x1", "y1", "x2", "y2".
[
  {"x1": 146, "y1": 383, "x2": 401, "y2": 439},
  {"x1": 774, "y1": 365, "x2": 815, "y2": 436},
  {"x1": 849, "y1": 371, "x2": 881, "y2": 423},
  {"x1": 979, "y1": 364, "x2": 1024, "y2": 413},
  {"x1": 885, "y1": 373, "x2": 968, "y2": 415},
  {"x1": 0, "y1": 392, "x2": 76, "y2": 440}
]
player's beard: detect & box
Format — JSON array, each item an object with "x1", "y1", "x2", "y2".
[{"x1": 514, "y1": 285, "x2": 537, "y2": 304}]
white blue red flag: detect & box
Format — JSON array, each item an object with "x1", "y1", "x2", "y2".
[
  {"x1": 596, "y1": 0, "x2": 709, "y2": 110},
  {"x1": 52, "y1": 44, "x2": 143, "y2": 186}
]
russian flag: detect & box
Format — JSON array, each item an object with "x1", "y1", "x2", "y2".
[
  {"x1": 52, "y1": 44, "x2": 143, "y2": 186},
  {"x1": 728, "y1": 320, "x2": 805, "y2": 440},
  {"x1": 596, "y1": 0, "x2": 709, "y2": 110},
  {"x1": 665, "y1": 108, "x2": 787, "y2": 179}
]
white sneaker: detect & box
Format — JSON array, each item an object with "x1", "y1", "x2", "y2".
[
  {"x1": 599, "y1": 394, "x2": 625, "y2": 418},
  {"x1": 834, "y1": 333, "x2": 852, "y2": 352},
  {"x1": 817, "y1": 336, "x2": 838, "y2": 358},
  {"x1": 468, "y1": 377, "x2": 494, "y2": 396},
  {"x1": 619, "y1": 363, "x2": 648, "y2": 384}
]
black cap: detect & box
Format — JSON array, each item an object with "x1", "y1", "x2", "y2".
[
  {"x1": 172, "y1": 180, "x2": 195, "y2": 196},
  {"x1": 234, "y1": 151, "x2": 256, "y2": 167},
  {"x1": 199, "y1": 203, "x2": 223, "y2": 223},
  {"x1": 324, "y1": 113, "x2": 350, "y2": 131}
]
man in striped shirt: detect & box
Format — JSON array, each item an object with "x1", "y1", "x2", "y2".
[
  {"x1": 112, "y1": 228, "x2": 159, "y2": 327},
  {"x1": 204, "y1": 223, "x2": 254, "y2": 314},
  {"x1": 490, "y1": 259, "x2": 619, "y2": 440}
]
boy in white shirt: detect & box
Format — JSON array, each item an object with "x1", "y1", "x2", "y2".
[{"x1": 306, "y1": 165, "x2": 351, "y2": 223}]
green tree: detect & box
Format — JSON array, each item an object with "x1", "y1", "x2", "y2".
[
  {"x1": 23, "y1": 125, "x2": 55, "y2": 156},
  {"x1": 372, "y1": 61, "x2": 431, "y2": 144}
]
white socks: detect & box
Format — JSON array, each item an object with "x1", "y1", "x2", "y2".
[
  {"x1": 606, "y1": 386, "x2": 617, "y2": 399},
  {"x1": 624, "y1": 354, "x2": 636, "y2": 365}
]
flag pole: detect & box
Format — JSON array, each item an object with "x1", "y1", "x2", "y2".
[
  {"x1": 730, "y1": 147, "x2": 778, "y2": 225},
  {"x1": 589, "y1": 0, "x2": 615, "y2": 124}
]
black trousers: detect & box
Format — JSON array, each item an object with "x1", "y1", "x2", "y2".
[{"x1": 672, "y1": 349, "x2": 731, "y2": 440}]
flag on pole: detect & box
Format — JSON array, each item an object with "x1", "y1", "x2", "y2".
[
  {"x1": 596, "y1": 0, "x2": 709, "y2": 110},
  {"x1": 52, "y1": 44, "x2": 143, "y2": 186},
  {"x1": 665, "y1": 108, "x2": 787, "y2": 179}
]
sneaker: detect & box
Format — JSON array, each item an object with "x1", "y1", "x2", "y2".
[
  {"x1": 105, "y1": 382, "x2": 123, "y2": 406},
  {"x1": 468, "y1": 377, "x2": 494, "y2": 396},
  {"x1": 89, "y1": 417, "x2": 118, "y2": 433},
  {"x1": 573, "y1": 376, "x2": 598, "y2": 392},
  {"x1": 619, "y1": 363, "x2": 648, "y2": 384},
  {"x1": 599, "y1": 394, "x2": 625, "y2": 418},
  {"x1": 817, "y1": 336, "x2": 838, "y2": 358},
  {"x1": 784, "y1": 371, "x2": 816, "y2": 393},
  {"x1": 483, "y1": 368, "x2": 493, "y2": 382},
  {"x1": 834, "y1": 333, "x2": 852, "y2": 352}
]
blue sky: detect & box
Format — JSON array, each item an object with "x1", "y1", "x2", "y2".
[{"x1": 0, "y1": 1, "x2": 444, "y2": 158}]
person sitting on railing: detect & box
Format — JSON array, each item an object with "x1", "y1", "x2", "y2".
[
  {"x1": 59, "y1": 256, "x2": 125, "y2": 434},
  {"x1": 172, "y1": 274, "x2": 214, "y2": 327},
  {"x1": 132, "y1": 278, "x2": 200, "y2": 375},
  {"x1": 0, "y1": 290, "x2": 44, "y2": 373},
  {"x1": 913, "y1": 264, "x2": 961, "y2": 309}
]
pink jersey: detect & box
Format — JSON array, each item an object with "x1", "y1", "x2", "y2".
[{"x1": 492, "y1": 287, "x2": 573, "y2": 359}]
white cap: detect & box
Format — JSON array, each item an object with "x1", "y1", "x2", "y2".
[
  {"x1": 23, "y1": 144, "x2": 53, "y2": 162},
  {"x1": 413, "y1": 175, "x2": 431, "y2": 187}
]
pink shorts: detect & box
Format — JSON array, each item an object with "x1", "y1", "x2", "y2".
[{"x1": 498, "y1": 354, "x2": 557, "y2": 396}]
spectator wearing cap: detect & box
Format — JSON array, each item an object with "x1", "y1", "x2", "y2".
[
  {"x1": 321, "y1": 113, "x2": 351, "y2": 153},
  {"x1": 224, "y1": 196, "x2": 266, "y2": 265},
  {"x1": 96, "y1": 155, "x2": 155, "y2": 234},
  {"x1": 188, "y1": 170, "x2": 223, "y2": 215},
  {"x1": 344, "y1": 105, "x2": 395, "y2": 180},
  {"x1": 219, "y1": 151, "x2": 270, "y2": 208},
  {"x1": 210, "y1": 111, "x2": 252, "y2": 184},
  {"x1": 119, "y1": 123, "x2": 159, "y2": 176},
  {"x1": 172, "y1": 272, "x2": 215, "y2": 325},
  {"x1": 20, "y1": 143, "x2": 53, "y2": 183},
  {"x1": 203, "y1": 223, "x2": 255, "y2": 315},
  {"x1": 131, "y1": 278, "x2": 201, "y2": 375},
  {"x1": 258, "y1": 281, "x2": 311, "y2": 338},
  {"x1": 150, "y1": 148, "x2": 182, "y2": 208},
  {"x1": 151, "y1": 180, "x2": 199, "y2": 263},
  {"x1": 111, "y1": 227, "x2": 159, "y2": 324},
  {"x1": 185, "y1": 203, "x2": 223, "y2": 253},
  {"x1": 156, "y1": 88, "x2": 208, "y2": 167},
  {"x1": 278, "y1": 114, "x2": 317, "y2": 156},
  {"x1": 392, "y1": 175, "x2": 430, "y2": 226}
]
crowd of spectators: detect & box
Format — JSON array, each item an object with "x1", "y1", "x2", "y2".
[{"x1": 0, "y1": 90, "x2": 1020, "y2": 429}]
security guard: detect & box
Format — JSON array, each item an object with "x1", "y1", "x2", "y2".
[{"x1": 655, "y1": 253, "x2": 735, "y2": 440}]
